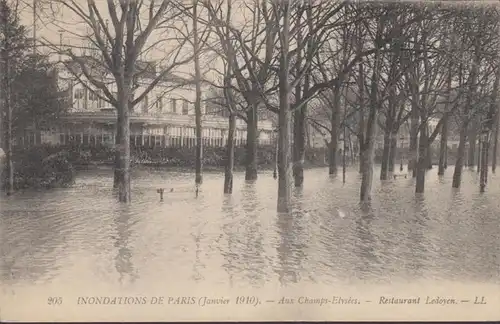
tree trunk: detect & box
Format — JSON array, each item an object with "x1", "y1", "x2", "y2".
[
  {"x1": 116, "y1": 100, "x2": 131, "y2": 203},
  {"x1": 293, "y1": 104, "x2": 306, "y2": 187},
  {"x1": 408, "y1": 102, "x2": 419, "y2": 176},
  {"x1": 415, "y1": 123, "x2": 428, "y2": 193},
  {"x1": 277, "y1": 2, "x2": 292, "y2": 213},
  {"x1": 479, "y1": 50, "x2": 500, "y2": 188},
  {"x1": 492, "y1": 111, "x2": 499, "y2": 173},
  {"x1": 2, "y1": 50, "x2": 13, "y2": 195},
  {"x1": 388, "y1": 131, "x2": 397, "y2": 172},
  {"x1": 277, "y1": 90, "x2": 292, "y2": 213},
  {"x1": 444, "y1": 146, "x2": 448, "y2": 169},
  {"x1": 360, "y1": 137, "x2": 375, "y2": 202},
  {"x1": 194, "y1": 100, "x2": 203, "y2": 185},
  {"x1": 425, "y1": 145, "x2": 432, "y2": 169},
  {"x1": 453, "y1": 33, "x2": 480, "y2": 188},
  {"x1": 438, "y1": 114, "x2": 448, "y2": 175},
  {"x1": 480, "y1": 136, "x2": 488, "y2": 192},
  {"x1": 245, "y1": 104, "x2": 258, "y2": 181},
  {"x1": 349, "y1": 135, "x2": 355, "y2": 165},
  {"x1": 452, "y1": 123, "x2": 468, "y2": 188},
  {"x1": 380, "y1": 128, "x2": 391, "y2": 180},
  {"x1": 329, "y1": 84, "x2": 341, "y2": 175},
  {"x1": 113, "y1": 112, "x2": 123, "y2": 188},
  {"x1": 274, "y1": 132, "x2": 278, "y2": 179},
  {"x1": 359, "y1": 144, "x2": 366, "y2": 174},
  {"x1": 293, "y1": 11, "x2": 306, "y2": 188},
  {"x1": 342, "y1": 126, "x2": 347, "y2": 183},
  {"x1": 356, "y1": 45, "x2": 365, "y2": 175},
  {"x1": 193, "y1": 0, "x2": 203, "y2": 185},
  {"x1": 485, "y1": 138, "x2": 490, "y2": 184},
  {"x1": 360, "y1": 37, "x2": 381, "y2": 202},
  {"x1": 467, "y1": 121, "x2": 477, "y2": 168},
  {"x1": 224, "y1": 114, "x2": 235, "y2": 194},
  {"x1": 477, "y1": 138, "x2": 481, "y2": 174}
]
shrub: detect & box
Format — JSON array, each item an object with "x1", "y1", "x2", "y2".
[
  {"x1": 9, "y1": 143, "x2": 328, "y2": 170},
  {"x1": 2, "y1": 145, "x2": 75, "y2": 190}
]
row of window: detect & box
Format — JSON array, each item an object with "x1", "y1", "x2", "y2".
[
  {"x1": 73, "y1": 87, "x2": 193, "y2": 115},
  {"x1": 57, "y1": 126, "x2": 242, "y2": 138},
  {"x1": 53, "y1": 134, "x2": 254, "y2": 148}
]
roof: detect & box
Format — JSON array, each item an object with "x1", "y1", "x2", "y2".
[{"x1": 63, "y1": 56, "x2": 193, "y2": 85}]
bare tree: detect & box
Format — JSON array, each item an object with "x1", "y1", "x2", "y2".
[
  {"x1": 359, "y1": 5, "x2": 385, "y2": 202},
  {"x1": 192, "y1": 0, "x2": 203, "y2": 186},
  {"x1": 1, "y1": 0, "x2": 28, "y2": 195},
  {"x1": 201, "y1": 0, "x2": 279, "y2": 182},
  {"x1": 452, "y1": 5, "x2": 498, "y2": 189},
  {"x1": 43, "y1": 0, "x2": 199, "y2": 202}
]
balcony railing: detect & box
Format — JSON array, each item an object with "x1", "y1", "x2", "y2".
[{"x1": 62, "y1": 110, "x2": 275, "y2": 131}]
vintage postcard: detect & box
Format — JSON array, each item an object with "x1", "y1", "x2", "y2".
[{"x1": 1, "y1": 0, "x2": 499, "y2": 322}]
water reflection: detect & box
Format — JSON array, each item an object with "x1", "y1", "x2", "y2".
[
  {"x1": 275, "y1": 189, "x2": 308, "y2": 286},
  {"x1": 220, "y1": 195, "x2": 237, "y2": 286},
  {"x1": 113, "y1": 205, "x2": 138, "y2": 285},
  {"x1": 0, "y1": 192, "x2": 70, "y2": 285},
  {"x1": 190, "y1": 201, "x2": 208, "y2": 282},
  {"x1": 1, "y1": 166, "x2": 499, "y2": 290},
  {"x1": 468, "y1": 193, "x2": 500, "y2": 283},
  {"x1": 240, "y1": 183, "x2": 265, "y2": 286},
  {"x1": 354, "y1": 203, "x2": 379, "y2": 281},
  {"x1": 406, "y1": 195, "x2": 429, "y2": 279}
]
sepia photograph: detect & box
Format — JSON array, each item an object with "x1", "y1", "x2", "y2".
[{"x1": 1, "y1": 0, "x2": 499, "y2": 321}]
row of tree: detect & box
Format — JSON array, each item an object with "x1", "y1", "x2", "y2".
[
  {"x1": 19, "y1": 0, "x2": 500, "y2": 212},
  {"x1": 200, "y1": 1, "x2": 500, "y2": 211},
  {"x1": 1, "y1": 0, "x2": 66, "y2": 195}
]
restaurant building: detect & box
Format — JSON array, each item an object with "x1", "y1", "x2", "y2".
[{"x1": 32, "y1": 59, "x2": 275, "y2": 149}]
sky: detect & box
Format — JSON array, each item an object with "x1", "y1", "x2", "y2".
[{"x1": 18, "y1": 0, "x2": 222, "y2": 80}]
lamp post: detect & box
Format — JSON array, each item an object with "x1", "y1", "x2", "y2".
[{"x1": 400, "y1": 134, "x2": 405, "y2": 172}]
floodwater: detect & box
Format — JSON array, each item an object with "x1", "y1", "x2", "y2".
[
  {"x1": 1, "y1": 165, "x2": 499, "y2": 288},
  {"x1": 1, "y1": 165, "x2": 500, "y2": 320}
]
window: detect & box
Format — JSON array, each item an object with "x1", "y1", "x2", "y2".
[
  {"x1": 97, "y1": 91, "x2": 105, "y2": 108},
  {"x1": 156, "y1": 95, "x2": 163, "y2": 111},
  {"x1": 182, "y1": 100, "x2": 189, "y2": 115},
  {"x1": 171, "y1": 99, "x2": 177, "y2": 113},
  {"x1": 89, "y1": 91, "x2": 98, "y2": 101},
  {"x1": 142, "y1": 95, "x2": 149, "y2": 113},
  {"x1": 74, "y1": 88, "x2": 85, "y2": 99}
]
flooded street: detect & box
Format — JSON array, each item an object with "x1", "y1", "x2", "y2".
[{"x1": 1, "y1": 166, "x2": 499, "y2": 293}]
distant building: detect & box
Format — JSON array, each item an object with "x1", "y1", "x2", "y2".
[{"x1": 20, "y1": 58, "x2": 274, "y2": 149}]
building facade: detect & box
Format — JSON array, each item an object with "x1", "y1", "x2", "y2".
[{"x1": 32, "y1": 60, "x2": 275, "y2": 149}]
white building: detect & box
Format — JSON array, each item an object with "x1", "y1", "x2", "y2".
[{"x1": 32, "y1": 58, "x2": 274, "y2": 149}]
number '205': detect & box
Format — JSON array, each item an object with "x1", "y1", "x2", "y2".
[{"x1": 48, "y1": 297, "x2": 62, "y2": 305}]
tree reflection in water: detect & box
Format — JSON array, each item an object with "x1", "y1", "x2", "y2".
[
  {"x1": 113, "y1": 205, "x2": 138, "y2": 285},
  {"x1": 354, "y1": 202, "x2": 379, "y2": 281},
  {"x1": 220, "y1": 182, "x2": 266, "y2": 287},
  {"x1": 406, "y1": 195, "x2": 429, "y2": 279},
  {"x1": 190, "y1": 203, "x2": 208, "y2": 282},
  {"x1": 467, "y1": 192, "x2": 500, "y2": 282},
  {"x1": 220, "y1": 195, "x2": 237, "y2": 286},
  {"x1": 275, "y1": 187, "x2": 308, "y2": 286},
  {"x1": 240, "y1": 182, "x2": 265, "y2": 286}
]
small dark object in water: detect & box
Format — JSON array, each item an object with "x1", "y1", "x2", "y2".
[
  {"x1": 393, "y1": 173, "x2": 408, "y2": 179},
  {"x1": 157, "y1": 188, "x2": 164, "y2": 201},
  {"x1": 273, "y1": 169, "x2": 277, "y2": 179},
  {"x1": 170, "y1": 188, "x2": 174, "y2": 192},
  {"x1": 195, "y1": 185, "x2": 199, "y2": 198}
]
